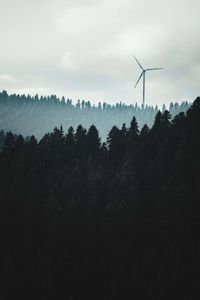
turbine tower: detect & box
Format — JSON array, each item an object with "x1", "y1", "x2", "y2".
[{"x1": 133, "y1": 55, "x2": 163, "y2": 107}]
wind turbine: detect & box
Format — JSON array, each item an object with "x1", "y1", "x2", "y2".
[{"x1": 133, "y1": 55, "x2": 163, "y2": 107}]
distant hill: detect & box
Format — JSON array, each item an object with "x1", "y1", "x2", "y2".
[{"x1": 0, "y1": 90, "x2": 190, "y2": 140}]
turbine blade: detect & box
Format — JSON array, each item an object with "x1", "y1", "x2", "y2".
[
  {"x1": 146, "y1": 67, "x2": 164, "y2": 71},
  {"x1": 133, "y1": 55, "x2": 144, "y2": 70},
  {"x1": 134, "y1": 71, "x2": 144, "y2": 88}
]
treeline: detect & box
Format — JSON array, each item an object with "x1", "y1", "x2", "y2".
[
  {"x1": 0, "y1": 98, "x2": 199, "y2": 299},
  {"x1": 0, "y1": 90, "x2": 190, "y2": 140}
]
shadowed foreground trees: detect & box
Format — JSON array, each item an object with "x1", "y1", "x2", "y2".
[{"x1": 0, "y1": 98, "x2": 199, "y2": 300}]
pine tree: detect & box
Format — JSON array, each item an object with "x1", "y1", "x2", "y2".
[
  {"x1": 140, "y1": 124, "x2": 149, "y2": 137},
  {"x1": 107, "y1": 126, "x2": 122, "y2": 159},
  {"x1": 65, "y1": 126, "x2": 75, "y2": 148},
  {"x1": 128, "y1": 116, "x2": 139, "y2": 139},
  {"x1": 87, "y1": 125, "x2": 101, "y2": 157},
  {"x1": 152, "y1": 111, "x2": 162, "y2": 130},
  {"x1": 75, "y1": 125, "x2": 87, "y2": 157}
]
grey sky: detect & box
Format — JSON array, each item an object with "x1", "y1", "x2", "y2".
[{"x1": 0, "y1": 0, "x2": 200, "y2": 106}]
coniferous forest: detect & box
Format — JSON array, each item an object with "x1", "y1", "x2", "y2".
[
  {"x1": 0, "y1": 90, "x2": 190, "y2": 140},
  {"x1": 0, "y1": 96, "x2": 199, "y2": 300}
]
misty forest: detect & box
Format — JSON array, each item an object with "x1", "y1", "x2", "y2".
[
  {"x1": 0, "y1": 90, "x2": 190, "y2": 140},
  {"x1": 0, "y1": 90, "x2": 199, "y2": 299}
]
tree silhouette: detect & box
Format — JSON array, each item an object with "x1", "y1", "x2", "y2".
[
  {"x1": 0, "y1": 98, "x2": 199, "y2": 300},
  {"x1": 86, "y1": 125, "x2": 101, "y2": 157}
]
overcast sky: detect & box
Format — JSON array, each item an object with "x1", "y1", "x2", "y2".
[{"x1": 0, "y1": 0, "x2": 200, "y2": 106}]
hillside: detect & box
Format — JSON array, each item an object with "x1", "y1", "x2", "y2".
[
  {"x1": 0, "y1": 97, "x2": 199, "y2": 299},
  {"x1": 0, "y1": 90, "x2": 190, "y2": 140}
]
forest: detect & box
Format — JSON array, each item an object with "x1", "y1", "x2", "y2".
[
  {"x1": 0, "y1": 96, "x2": 199, "y2": 300},
  {"x1": 0, "y1": 90, "x2": 190, "y2": 140}
]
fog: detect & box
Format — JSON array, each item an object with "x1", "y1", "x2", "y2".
[{"x1": 0, "y1": 91, "x2": 190, "y2": 140}]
